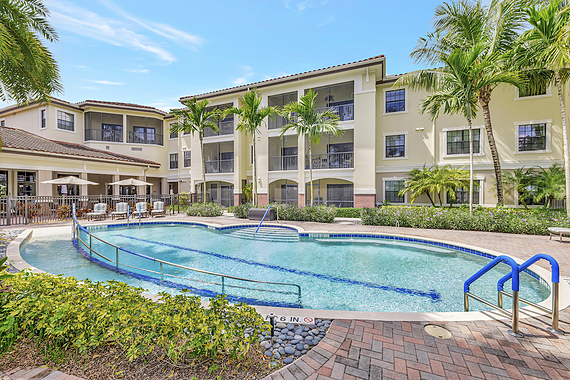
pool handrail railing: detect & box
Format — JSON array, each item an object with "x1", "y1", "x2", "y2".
[
  {"x1": 255, "y1": 205, "x2": 273, "y2": 234},
  {"x1": 72, "y1": 204, "x2": 302, "y2": 306},
  {"x1": 496, "y1": 254, "x2": 562, "y2": 334},
  {"x1": 463, "y1": 255, "x2": 522, "y2": 337}
]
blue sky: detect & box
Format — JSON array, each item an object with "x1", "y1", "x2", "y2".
[{"x1": 9, "y1": 0, "x2": 448, "y2": 111}]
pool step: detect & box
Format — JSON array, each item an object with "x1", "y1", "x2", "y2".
[{"x1": 226, "y1": 227, "x2": 299, "y2": 242}]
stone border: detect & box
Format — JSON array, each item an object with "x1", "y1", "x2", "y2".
[{"x1": 6, "y1": 222, "x2": 570, "y2": 322}]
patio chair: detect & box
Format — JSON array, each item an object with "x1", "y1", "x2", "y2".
[
  {"x1": 151, "y1": 201, "x2": 166, "y2": 217},
  {"x1": 548, "y1": 227, "x2": 570, "y2": 243},
  {"x1": 132, "y1": 202, "x2": 149, "y2": 218},
  {"x1": 111, "y1": 202, "x2": 129, "y2": 220},
  {"x1": 86, "y1": 203, "x2": 107, "y2": 221}
]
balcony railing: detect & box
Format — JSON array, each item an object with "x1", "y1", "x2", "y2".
[
  {"x1": 85, "y1": 128, "x2": 123, "y2": 142},
  {"x1": 316, "y1": 103, "x2": 354, "y2": 122},
  {"x1": 204, "y1": 120, "x2": 234, "y2": 137},
  {"x1": 306, "y1": 152, "x2": 354, "y2": 169},
  {"x1": 269, "y1": 155, "x2": 298, "y2": 171},
  {"x1": 127, "y1": 132, "x2": 163, "y2": 146},
  {"x1": 205, "y1": 159, "x2": 234, "y2": 173},
  {"x1": 269, "y1": 116, "x2": 287, "y2": 130}
]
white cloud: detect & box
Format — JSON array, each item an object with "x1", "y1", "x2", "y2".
[
  {"x1": 45, "y1": 0, "x2": 202, "y2": 62},
  {"x1": 126, "y1": 69, "x2": 149, "y2": 73},
  {"x1": 89, "y1": 80, "x2": 124, "y2": 85},
  {"x1": 233, "y1": 77, "x2": 249, "y2": 86},
  {"x1": 297, "y1": 1, "x2": 312, "y2": 11},
  {"x1": 72, "y1": 65, "x2": 88, "y2": 69},
  {"x1": 232, "y1": 66, "x2": 255, "y2": 86}
]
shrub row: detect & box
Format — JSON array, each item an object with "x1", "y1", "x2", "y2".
[
  {"x1": 186, "y1": 202, "x2": 224, "y2": 217},
  {"x1": 0, "y1": 273, "x2": 267, "y2": 362},
  {"x1": 232, "y1": 203, "x2": 336, "y2": 223},
  {"x1": 361, "y1": 205, "x2": 570, "y2": 235},
  {"x1": 335, "y1": 207, "x2": 361, "y2": 218}
]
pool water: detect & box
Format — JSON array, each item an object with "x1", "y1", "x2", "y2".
[{"x1": 20, "y1": 224, "x2": 550, "y2": 313}]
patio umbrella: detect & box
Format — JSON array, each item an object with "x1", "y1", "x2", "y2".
[
  {"x1": 42, "y1": 176, "x2": 99, "y2": 185},
  {"x1": 109, "y1": 178, "x2": 152, "y2": 186}
]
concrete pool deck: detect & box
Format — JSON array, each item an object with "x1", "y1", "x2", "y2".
[{"x1": 2, "y1": 214, "x2": 570, "y2": 379}]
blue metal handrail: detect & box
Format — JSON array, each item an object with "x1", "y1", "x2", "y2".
[
  {"x1": 497, "y1": 254, "x2": 559, "y2": 291},
  {"x1": 464, "y1": 255, "x2": 520, "y2": 293},
  {"x1": 255, "y1": 206, "x2": 273, "y2": 234}
]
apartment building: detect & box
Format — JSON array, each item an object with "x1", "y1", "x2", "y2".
[{"x1": 1, "y1": 54, "x2": 567, "y2": 208}]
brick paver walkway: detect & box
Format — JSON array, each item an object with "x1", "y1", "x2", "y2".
[
  {"x1": 2, "y1": 215, "x2": 570, "y2": 379},
  {"x1": 0, "y1": 366, "x2": 84, "y2": 380}
]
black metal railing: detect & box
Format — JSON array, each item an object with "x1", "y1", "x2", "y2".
[
  {"x1": 127, "y1": 132, "x2": 163, "y2": 146},
  {"x1": 205, "y1": 159, "x2": 234, "y2": 173},
  {"x1": 316, "y1": 103, "x2": 354, "y2": 121},
  {"x1": 306, "y1": 152, "x2": 354, "y2": 169},
  {"x1": 204, "y1": 121, "x2": 234, "y2": 137},
  {"x1": 85, "y1": 129, "x2": 123, "y2": 142},
  {"x1": 269, "y1": 155, "x2": 298, "y2": 171}
]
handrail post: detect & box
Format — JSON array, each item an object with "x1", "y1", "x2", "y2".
[
  {"x1": 115, "y1": 247, "x2": 119, "y2": 269},
  {"x1": 498, "y1": 292, "x2": 503, "y2": 309},
  {"x1": 509, "y1": 291, "x2": 523, "y2": 337},
  {"x1": 464, "y1": 292, "x2": 469, "y2": 312},
  {"x1": 89, "y1": 234, "x2": 92, "y2": 258},
  {"x1": 548, "y1": 282, "x2": 562, "y2": 334},
  {"x1": 160, "y1": 262, "x2": 164, "y2": 281},
  {"x1": 222, "y1": 276, "x2": 225, "y2": 295}
]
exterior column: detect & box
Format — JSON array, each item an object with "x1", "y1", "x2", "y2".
[
  {"x1": 160, "y1": 178, "x2": 168, "y2": 195},
  {"x1": 138, "y1": 176, "x2": 146, "y2": 196},
  {"x1": 233, "y1": 104, "x2": 244, "y2": 205},
  {"x1": 257, "y1": 96, "x2": 269, "y2": 206},
  {"x1": 112, "y1": 174, "x2": 120, "y2": 197},
  {"x1": 79, "y1": 172, "x2": 89, "y2": 196},
  {"x1": 297, "y1": 134, "x2": 306, "y2": 206},
  {"x1": 37, "y1": 170, "x2": 53, "y2": 196}
]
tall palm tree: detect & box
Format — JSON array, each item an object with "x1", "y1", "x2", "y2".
[
  {"x1": 0, "y1": 0, "x2": 62, "y2": 105},
  {"x1": 229, "y1": 89, "x2": 278, "y2": 207},
  {"x1": 281, "y1": 89, "x2": 341, "y2": 206},
  {"x1": 534, "y1": 164, "x2": 566, "y2": 208},
  {"x1": 170, "y1": 98, "x2": 224, "y2": 204},
  {"x1": 411, "y1": 0, "x2": 529, "y2": 206},
  {"x1": 396, "y1": 44, "x2": 520, "y2": 213},
  {"x1": 517, "y1": 0, "x2": 570, "y2": 216}
]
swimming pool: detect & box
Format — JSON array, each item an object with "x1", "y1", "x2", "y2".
[{"x1": 19, "y1": 222, "x2": 550, "y2": 313}]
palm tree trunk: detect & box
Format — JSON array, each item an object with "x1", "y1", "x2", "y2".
[
  {"x1": 309, "y1": 140, "x2": 314, "y2": 207},
  {"x1": 253, "y1": 137, "x2": 257, "y2": 207},
  {"x1": 480, "y1": 97, "x2": 504, "y2": 207},
  {"x1": 468, "y1": 116, "x2": 474, "y2": 214},
  {"x1": 555, "y1": 71, "x2": 570, "y2": 218},
  {"x1": 200, "y1": 134, "x2": 206, "y2": 204},
  {"x1": 426, "y1": 193, "x2": 436, "y2": 207}
]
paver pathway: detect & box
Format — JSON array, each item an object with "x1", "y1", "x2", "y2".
[{"x1": 0, "y1": 366, "x2": 84, "y2": 380}]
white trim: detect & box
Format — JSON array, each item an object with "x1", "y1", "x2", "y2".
[
  {"x1": 0, "y1": 118, "x2": 5, "y2": 127},
  {"x1": 182, "y1": 149, "x2": 191, "y2": 168},
  {"x1": 444, "y1": 178, "x2": 484, "y2": 205},
  {"x1": 442, "y1": 125, "x2": 485, "y2": 157},
  {"x1": 354, "y1": 188, "x2": 376, "y2": 195},
  {"x1": 168, "y1": 151, "x2": 179, "y2": 171},
  {"x1": 514, "y1": 85, "x2": 552, "y2": 101},
  {"x1": 382, "y1": 177, "x2": 407, "y2": 204},
  {"x1": 382, "y1": 131, "x2": 408, "y2": 160},
  {"x1": 514, "y1": 119, "x2": 552, "y2": 154},
  {"x1": 382, "y1": 87, "x2": 408, "y2": 115},
  {"x1": 39, "y1": 108, "x2": 46, "y2": 130},
  {"x1": 168, "y1": 122, "x2": 178, "y2": 140},
  {"x1": 54, "y1": 107, "x2": 77, "y2": 133}
]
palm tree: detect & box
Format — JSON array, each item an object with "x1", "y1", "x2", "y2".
[
  {"x1": 534, "y1": 164, "x2": 566, "y2": 208},
  {"x1": 170, "y1": 98, "x2": 225, "y2": 204},
  {"x1": 496, "y1": 167, "x2": 535, "y2": 207},
  {"x1": 517, "y1": 0, "x2": 570, "y2": 216},
  {"x1": 445, "y1": 165, "x2": 473, "y2": 207},
  {"x1": 0, "y1": 0, "x2": 62, "y2": 105},
  {"x1": 228, "y1": 89, "x2": 278, "y2": 207},
  {"x1": 281, "y1": 89, "x2": 341, "y2": 206},
  {"x1": 411, "y1": 0, "x2": 529, "y2": 206},
  {"x1": 396, "y1": 44, "x2": 520, "y2": 213}
]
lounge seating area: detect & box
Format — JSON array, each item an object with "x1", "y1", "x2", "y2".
[
  {"x1": 151, "y1": 201, "x2": 165, "y2": 217},
  {"x1": 86, "y1": 203, "x2": 107, "y2": 221},
  {"x1": 111, "y1": 202, "x2": 129, "y2": 220},
  {"x1": 548, "y1": 227, "x2": 570, "y2": 243},
  {"x1": 132, "y1": 202, "x2": 149, "y2": 218}
]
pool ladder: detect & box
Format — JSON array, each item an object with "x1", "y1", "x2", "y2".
[{"x1": 464, "y1": 254, "x2": 563, "y2": 337}]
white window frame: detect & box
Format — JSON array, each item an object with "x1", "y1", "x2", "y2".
[
  {"x1": 39, "y1": 108, "x2": 46, "y2": 129},
  {"x1": 442, "y1": 125, "x2": 485, "y2": 158},
  {"x1": 168, "y1": 151, "x2": 179, "y2": 170},
  {"x1": 383, "y1": 131, "x2": 408, "y2": 160},
  {"x1": 383, "y1": 87, "x2": 408, "y2": 116},
  {"x1": 514, "y1": 119, "x2": 552, "y2": 154},
  {"x1": 55, "y1": 108, "x2": 77, "y2": 133},
  {"x1": 382, "y1": 177, "x2": 407, "y2": 204},
  {"x1": 514, "y1": 84, "x2": 552, "y2": 101},
  {"x1": 168, "y1": 122, "x2": 178, "y2": 140},
  {"x1": 0, "y1": 118, "x2": 5, "y2": 127},
  {"x1": 183, "y1": 150, "x2": 191, "y2": 168},
  {"x1": 445, "y1": 176, "x2": 484, "y2": 205}
]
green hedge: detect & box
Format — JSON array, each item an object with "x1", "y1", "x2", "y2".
[
  {"x1": 361, "y1": 205, "x2": 570, "y2": 235},
  {"x1": 233, "y1": 203, "x2": 337, "y2": 223},
  {"x1": 233, "y1": 203, "x2": 252, "y2": 219},
  {"x1": 335, "y1": 207, "x2": 361, "y2": 218},
  {"x1": 0, "y1": 273, "x2": 268, "y2": 362},
  {"x1": 186, "y1": 202, "x2": 224, "y2": 217}
]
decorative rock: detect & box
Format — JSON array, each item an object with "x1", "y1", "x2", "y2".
[
  {"x1": 284, "y1": 346, "x2": 295, "y2": 355},
  {"x1": 287, "y1": 323, "x2": 295, "y2": 330},
  {"x1": 276, "y1": 322, "x2": 287, "y2": 329},
  {"x1": 276, "y1": 338, "x2": 283, "y2": 344},
  {"x1": 287, "y1": 331, "x2": 294, "y2": 336},
  {"x1": 301, "y1": 332, "x2": 308, "y2": 337},
  {"x1": 283, "y1": 357, "x2": 294, "y2": 364},
  {"x1": 291, "y1": 340, "x2": 299, "y2": 345},
  {"x1": 261, "y1": 341, "x2": 271, "y2": 349},
  {"x1": 301, "y1": 349, "x2": 307, "y2": 354},
  {"x1": 294, "y1": 335, "x2": 303, "y2": 341},
  {"x1": 273, "y1": 343, "x2": 280, "y2": 348},
  {"x1": 278, "y1": 334, "x2": 286, "y2": 340},
  {"x1": 279, "y1": 347, "x2": 285, "y2": 355},
  {"x1": 265, "y1": 350, "x2": 273, "y2": 358},
  {"x1": 311, "y1": 329, "x2": 320, "y2": 335},
  {"x1": 274, "y1": 352, "x2": 281, "y2": 360},
  {"x1": 296, "y1": 343, "x2": 305, "y2": 351},
  {"x1": 303, "y1": 344, "x2": 309, "y2": 350},
  {"x1": 294, "y1": 350, "x2": 302, "y2": 357},
  {"x1": 281, "y1": 328, "x2": 289, "y2": 334}
]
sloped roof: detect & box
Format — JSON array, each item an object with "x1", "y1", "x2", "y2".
[
  {"x1": 0, "y1": 126, "x2": 160, "y2": 166},
  {"x1": 78, "y1": 100, "x2": 166, "y2": 115},
  {"x1": 180, "y1": 55, "x2": 385, "y2": 101}
]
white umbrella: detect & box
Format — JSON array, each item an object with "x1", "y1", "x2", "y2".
[
  {"x1": 109, "y1": 178, "x2": 152, "y2": 186},
  {"x1": 42, "y1": 176, "x2": 99, "y2": 185}
]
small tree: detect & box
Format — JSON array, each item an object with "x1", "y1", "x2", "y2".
[
  {"x1": 399, "y1": 165, "x2": 470, "y2": 207},
  {"x1": 500, "y1": 167, "x2": 536, "y2": 208},
  {"x1": 228, "y1": 89, "x2": 278, "y2": 207},
  {"x1": 170, "y1": 98, "x2": 225, "y2": 204},
  {"x1": 533, "y1": 164, "x2": 566, "y2": 208},
  {"x1": 281, "y1": 89, "x2": 341, "y2": 206}
]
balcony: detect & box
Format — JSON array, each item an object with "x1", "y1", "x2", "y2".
[
  {"x1": 205, "y1": 159, "x2": 234, "y2": 173},
  {"x1": 316, "y1": 103, "x2": 354, "y2": 121},
  {"x1": 85, "y1": 128, "x2": 123, "y2": 142},
  {"x1": 204, "y1": 120, "x2": 234, "y2": 137},
  {"x1": 306, "y1": 152, "x2": 354, "y2": 169},
  {"x1": 127, "y1": 131, "x2": 163, "y2": 146},
  {"x1": 269, "y1": 155, "x2": 298, "y2": 171}
]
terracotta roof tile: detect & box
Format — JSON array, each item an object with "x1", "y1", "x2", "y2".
[
  {"x1": 180, "y1": 55, "x2": 385, "y2": 101},
  {"x1": 78, "y1": 100, "x2": 166, "y2": 114},
  {"x1": 0, "y1": 126, "x2": 160, "y2": 166}
]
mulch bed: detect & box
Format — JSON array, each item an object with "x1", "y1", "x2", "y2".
[{"x1": 0, "y1": 338, "x2": 278, "y2": 379}]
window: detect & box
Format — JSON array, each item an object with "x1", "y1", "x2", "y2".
[
  {"x1": 385, "y1": 89, "x2": 406, "y2": 113},
  {"x1": 385, "y1": 134, "x2": 405, "y2": 158},
  {"x1": 268, "y1": 91, "x2": 298, "y2": 129},
  {"x1": 326, "y1": 184, "x2": 354, "y2": 207},
  {"x1": 385, "y1": 180, "x2": 405, "y2": 203},
  {"x1": 249, "y1": 144, "x2": 254, "y2": 165},
  {"x1": 169, "y1": 153, "x2": 178, "y2": 169},
  {"x1": 0, "y1": 119, "x2": 5, "y2": 127},
  {"x1": 518, "y1": 83, "x2": 548, "y2": 98},
  {"x1": 127, "y1": 116, "x2": 163, "y2": 145},
  {"x1": 17, "y1": 171, "x2": 36, "y2": 196},
  {"x1": 450, "y1": 180, "x2": 480, "y2": 204},
  {"x1": 447, "y1": 129, "x2": 480, "y2": 155},
  {"x1": 518, "y1": 123, "x2": 546, "y2": 151},
  {"x1": 0, "y1": 171, "x2": 8, "y2": 196},
  {"x1": 84, "y1": 112, "x2": 123, "y2": 142},
  {"x1": 169, "y1": 123, "x2": 178, "y2": 139},
  {"x1": 40, "y1": 109, "x2": 46, "y2": 129},
  {"x1": 183, "y1": 151, "x2": 191, "y2": 167},
  {"x1": 133, "y1": 126, "x2": 156, "y2": 144},
  {"x1": 57, "y1": 110, "x2": 74, "y2": 131},
  {"x1": 520, "y1": 185, "x2": 545, "y2": 206},
  {"x1": 307, "y1": 82, "x2": 354, "y2": 121}
]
